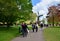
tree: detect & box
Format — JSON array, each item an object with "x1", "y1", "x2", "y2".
[
  {"x1": 0, "y1": 0, "x2": 32, "y2": 27},
  {"x1": 48, "y1": 5, "x2": 60, "y2": 26},
  {"x1": 18, "y1": 0, "x2": 33, "y2": 21}
]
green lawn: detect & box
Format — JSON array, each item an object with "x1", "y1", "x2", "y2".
[
  {"x1": 43, "y1": 27, "x2": 60, "y2": 41},
  {"x1": 27, "y1": 25, "x2": 32, "y2": 30},
  {"x1": 0, "y1": 25, "x2": 32, "y2": 41},
  {"x1": 0, "y1": 27, "x2": 20, "y2": 41}
]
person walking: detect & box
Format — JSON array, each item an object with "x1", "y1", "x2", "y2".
[
  {"x1": 32, "y1": 23, "x2": 35, "y2": 32},
  {"x1": 35, "y1": 23, "x2": 38, "y2": 32},
  {"x1": 40, "y1": 22, "x2": 43, "y2": 30},
  {"x1": 32, "y1": 23, "x2": 38, "y2": 32},
  {"x1": 21, "y1": 22, "x2": 28, "y2": 37}
]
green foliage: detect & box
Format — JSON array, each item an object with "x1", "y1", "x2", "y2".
[
  {"x1": 0, "y1": 0, "x2": 33, "y2": 26},
  {"x1": 29, "y1": 13, "x2": 37, "y2": 21},
  {"x1": 18, "y1": 0, "x2": 33, "y2": 21},
  {"x1": 0, "y1": 0, "x2": 19, "y2": 24}
]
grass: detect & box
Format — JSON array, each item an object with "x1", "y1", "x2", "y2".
[
  {"x1": 27, "y1": 25, "x2": 32, "y2": 30},
  {"x1": 0, "y1": 25, "x2": 32, "y2": 41},
  {"x1": 0, "y1": 27, "x2": 20, "y2": 41},
  {"x1": 43, "y1": 27, "x2": 60, "y2": 41}
]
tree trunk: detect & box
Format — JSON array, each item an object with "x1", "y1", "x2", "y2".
[{"x1": 7, "y1": 22, "x2": 10, "y2": 28}]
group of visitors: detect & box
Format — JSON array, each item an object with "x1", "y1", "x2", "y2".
[
  {"x1": 32, "y1": 23, "x2": 38, "y2": 32},
  {"x1": 19, "y1": 22, "x2": 44, "y2": 37}
]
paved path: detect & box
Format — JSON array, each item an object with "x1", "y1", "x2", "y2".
[{"x1": 12, "y1": 28, "x2": 45, "y2": 41}]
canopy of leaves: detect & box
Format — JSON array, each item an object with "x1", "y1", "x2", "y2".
[{"x1": 0, "y1": 0, "x2": 33, "y2": 25}]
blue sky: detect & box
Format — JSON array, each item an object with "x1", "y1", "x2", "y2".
[
  {"x1": 32, "y1": 0, "x2": 41, "y2": 6},
  {"x1": 32, "y1": 0, "x2": 60, "y2": 22}
]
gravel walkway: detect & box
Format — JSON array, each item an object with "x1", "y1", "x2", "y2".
[{"x1": 12, "y1": 28, "x2": 45, "y2": 41}]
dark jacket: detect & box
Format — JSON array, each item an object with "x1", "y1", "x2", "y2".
[
  {"x1": 21, "y1": 24, "x2": 27, "y2": 32},
  {"x1": 40, "y1": 24, "x2": 43, "y2": 27},
  {"x1": 32, "y1": 24, "x2": 35, "y2": 28}
]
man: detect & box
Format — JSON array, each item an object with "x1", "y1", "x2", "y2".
[
  {"x1": 35, "y1": 23, "x2": 38, "y2": 32},
  {"x1": 21, "y1": 22, "x2": 28, "y2": 37},
  {"x1": 32, "y1": 23, "x2": 35, "y2": 32}
]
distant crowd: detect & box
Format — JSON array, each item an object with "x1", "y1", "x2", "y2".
[
  {"x1": 18, "y1": 22, "x2": 44, "y2": 37},
  {"x1": 18, "y1": 22, "x2": 60, "y2": 37}
]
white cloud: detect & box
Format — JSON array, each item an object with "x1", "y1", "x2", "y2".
[{"x1": 32, "y1": 0, "x2": 60, "y2": 20}]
